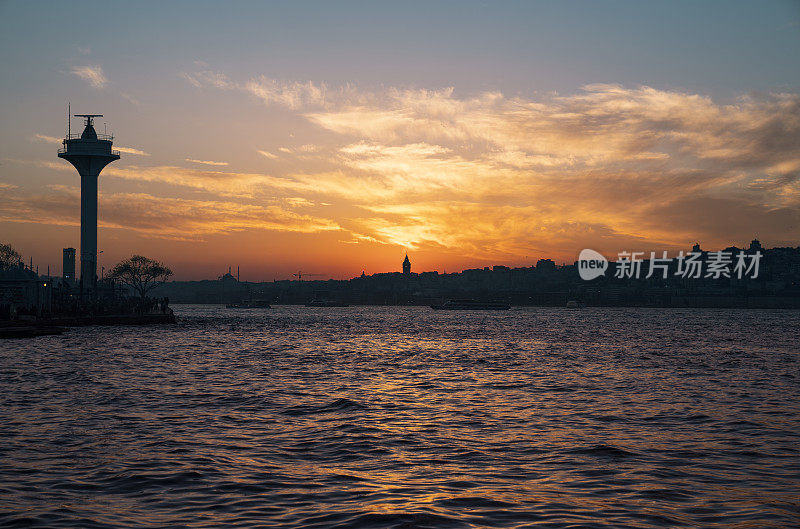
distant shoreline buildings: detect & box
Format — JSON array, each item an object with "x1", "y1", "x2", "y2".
[{"x1": 150, "y1": 239, "x2": 800, "y2": 309}]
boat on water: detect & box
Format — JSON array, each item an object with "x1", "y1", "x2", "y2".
[
  {"x1": 566, "y1": 300, "x2": 584, "y2": 309},
  {"x1": 305, "y1": 299, "x2": 350, "y2": 307},
  {"x1": 430, "y1": 299, "x2": 511, "y2": 310}
]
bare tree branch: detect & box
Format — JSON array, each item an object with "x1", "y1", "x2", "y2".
[
  {"x1": 107, "y1": 255, "x2": 173, "y2": 299},
  {"x1": 0, "y1": 243, "x2": 22, "y2": 269}
]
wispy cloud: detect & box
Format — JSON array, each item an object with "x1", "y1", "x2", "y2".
[
  {"x1": 181, "y1": 69, "x2": 358, "y2": 110},
  {"x1": 102, "y1": 165, "x2": 273, "y2": 197},
  {"x1": 180, "y1": 70, "x2": 235, "y2": 90},
  {"x1": 257, "y1": 149, "x2": 278, "y2": 159},
  {"x1": 32, "y1": 134, "x2": 62, "y2": 144},
  {"x1": 120, "y1": 92, "x2": 141, "y2": 106},
  {"x1": 116, "y1": 146, "x2": 150, "y2": 156},
  {"x1": 35, "y1": 159, "x2": 302, "y2": 198},
  {"x1": 70, "y1": 65, "x2": 108, "y2": 88},
  {"x1": 244, "y1": 77, "x2": 331, "y2": 109},
  {"x1": 186, "y1": 158, "x2": 229, "y2": 166}
]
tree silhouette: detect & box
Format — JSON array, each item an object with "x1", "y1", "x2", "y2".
[
  {"x1": 0, "y1": 243, "x2": 22, "y2": 269},
  {"x1": 107, "y1": 255, "x2": 173, "y2": 299}
]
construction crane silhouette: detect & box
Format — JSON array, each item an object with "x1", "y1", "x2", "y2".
[{"x1": 292, "y1": 271, "x2": 325, "y2": 280}]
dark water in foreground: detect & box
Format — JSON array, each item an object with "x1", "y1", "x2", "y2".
[{"x1": 1, "y1": 305, "x2": 799, "y2": 528}]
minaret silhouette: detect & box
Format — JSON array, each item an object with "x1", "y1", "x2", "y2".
[{"x1": 58, "y1": 114, "x2": 120, "y2": 298}]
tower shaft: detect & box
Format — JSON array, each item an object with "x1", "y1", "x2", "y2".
[
  {"x1": 57, "y1": 114, "x2": 120, "y2": 299},
  {"x1": 80, "y1": 172, "x2": 99, "y2": 293}
]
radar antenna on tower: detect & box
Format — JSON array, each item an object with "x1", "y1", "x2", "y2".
[{"x1": 74, "y1": 113, "x2": 104, "y2": 126}]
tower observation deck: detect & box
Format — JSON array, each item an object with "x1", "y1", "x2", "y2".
[{"x1": 57, "y1": 114, "x2": 120, "y2": 298}]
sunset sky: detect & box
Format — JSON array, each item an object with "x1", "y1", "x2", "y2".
[{"x1": 1, "y1": 1, "x2": 799, "y2": 280}]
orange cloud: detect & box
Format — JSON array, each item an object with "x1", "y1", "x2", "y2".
[
  {"x1": 10, "y1": 77, "x2": 800, "y2": 268},
  {"x1": 186, "y1": 158, "x2": 229, "y2": 166},
  {"x1": 0, "y1": 186, "x2": 340, "y2": 240}
]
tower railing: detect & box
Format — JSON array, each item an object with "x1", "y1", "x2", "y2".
[
  {"x1": 63, "y1": 132, "x2": 115, "y2": 141},
  {"x1": 58, "y1": 145, "x2": 120, "y2": 156}
]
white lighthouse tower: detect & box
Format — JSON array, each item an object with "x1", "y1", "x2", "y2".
[{"x1": 58, "y1": 113, "x2": 120, "y2": 298}]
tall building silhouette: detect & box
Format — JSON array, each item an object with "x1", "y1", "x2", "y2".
[
  {"x1": 62, "y1": 248, "x2": 76, "y2": 284},
  {"x1": 58, "y1": 114, "x2": 120, "y2": 298},
  {"x1": 402, "y1": 253, "x2": 411, "y2": 275}
]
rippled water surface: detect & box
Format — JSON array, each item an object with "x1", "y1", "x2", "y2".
[{"x1": 1, "y1": 305, "x2": 799, "y2": 528}]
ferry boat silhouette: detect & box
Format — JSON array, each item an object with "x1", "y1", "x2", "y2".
[{"x1": 430, "y1": 299, "x2": 511, "y2": 310}]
